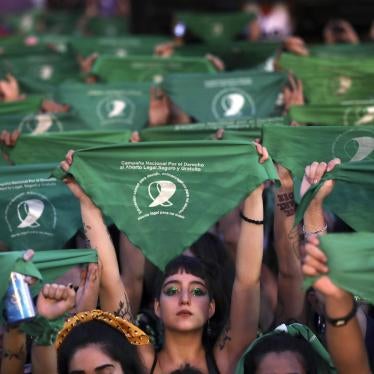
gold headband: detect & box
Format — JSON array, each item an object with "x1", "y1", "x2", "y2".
[{"x1": 55, "y1": 309, "x2": 150, "y2": 349}]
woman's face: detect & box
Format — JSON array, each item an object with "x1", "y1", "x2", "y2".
[
  {"x1": 255, "y1": 351, "x2": 306, "y2": 374},
  {"x1": 68, "y1": 344, "x2": 124, "y2": 374},
  {"x1": 155, "y1": 270, "x2": 215, "y2": 332}
]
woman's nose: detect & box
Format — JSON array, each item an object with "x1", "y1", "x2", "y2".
[{"x1": 179, "y1": 289, "x2": 191, "y2": 305}]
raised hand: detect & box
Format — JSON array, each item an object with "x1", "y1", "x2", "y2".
[
  {"x1": 36, "y1": 283, "x2": 76, "y2": 320},
  {"x1": 0, "y1": 74, "x2": 23, "y2": 102},
  {"x1": 300, "y1": 158, "x2": 341, "y2": 201}
]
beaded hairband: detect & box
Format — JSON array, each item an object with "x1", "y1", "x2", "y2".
[{"x1": 55, "y1": 309, "x2": 150, "y2": 349}]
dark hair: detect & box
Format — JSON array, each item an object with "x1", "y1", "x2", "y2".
[
  {"x1": 57, "y1": 320, "x2": 144, "y2": 374},
  {"x1": 154, "y1": 254, "x2": 225, "y2": 349},
  {"x1": 243, "y1": 332, "x2": 320, "y2": 374}
]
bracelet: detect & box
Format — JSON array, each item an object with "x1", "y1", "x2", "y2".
[
  {"x1": 325, "y1": 298, "x2": 357, "y2": 327},
  {"x1": 302, "y1": 223, "x2": 327, "y2": 239},
  {"x1": 239, "y1": 211, "x2": 264, "y2": 225}
]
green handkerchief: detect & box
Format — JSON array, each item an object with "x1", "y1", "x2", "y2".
[
  {"x1": 56, "y1": 82, "x2": 150, "y2": 130},
  {"x1": 289, "y1": 101, "x2": 374, "y2": 126},
  {"x1": 91, "y1": 55, "x2": 216, "y2": 83},
  {"x1": 86, "y1": 16, "x2": 129, "y2": 37},
  {"x1": 304, "y1": 232, "x2": 374, "y2": 305},
  {"x1": 70, "y1": 35, "x2": 168, "y2": 57},
  {"x1": 280, "y1": 53, "x2": 374, "y2": 104},
  {"x1": 0, "y1": 163, "x2": 81, "y2": 251},
  {"x1": 0, "y1": 95, "x2": 43, "y2": 116},
  {"x1": 54, "y1": 140, "x2": 278, "y2": 269},
  {"x1": 0, "y1": 111, "x2": 90, "y2": 134},
  {"x1": 176, "y1": 12, "x2": 255, "y2": 44},
  {"x1": 4, "y1": 130, "x2": 132, "y2": 165},
  {"x1": 163, "y1": 69, "x2": 287, "y2": 122},
  {"x1": 174, "y1": 40, "x2": 280, "y2": 71},
  {"x1": 263, "y1": 125, "x2": 374, "y2": 231},
  {"x1": 140, "y1": 117, "x2": 285, "y2": 142}
]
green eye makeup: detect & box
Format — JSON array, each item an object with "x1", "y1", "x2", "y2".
[
  {"x1": 164, "y1": 286, "x2": 179, "y2": 296},
  {"x1": 191, "y1": 287, "x2": 207, "y2": 297}
]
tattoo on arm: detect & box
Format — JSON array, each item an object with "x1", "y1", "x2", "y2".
[
  {"x1": 82, "y1": 222, "x2": 92, "y2": 248},
  {"x1": 114, "y1": 292, "x2": 133, "y2": 322},
  {"x1": 2, "y1": 346, "x2": 26, "y2": 361},
  {"x1": 276, "y1": 192, "x2": 296, "y2": 217},
  {"x1": 218, "y1": 324, "x2": 232, "y2": 350}
]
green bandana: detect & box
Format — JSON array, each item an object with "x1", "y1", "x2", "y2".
[
  {"x1": 310, "y1": 42, "x2": 374, "y2": 59},
  {"x1": 0, "y1": 36, "x2": 51, "y2": 58},
  {"x1": 174, "y1": 40, "x2": 280, "y2": 71},
  {"x1": 295, "y1": 160, "x2": 374, "y2": 232},
  {"x1": 140, "y1": 117, "x2": 285, "y2": 142},
  {"x1": 36, "y1": 11, "x2": 81, "y2": 35},
  {"x1": 304, "y1": 232, "x2": 374, "y2": 304},
  {"x1": 163, "y1": 69, "x2": 287, "y2": 122},
  {"x1": 0, "y1": 52, "x2": 81, "y2": 95},
  {"x1": 0, "y1": 95, "x2": 43, "y2": 116},
  {"x1": 70, "y1": 35, "x2": 169, "y2": 57},
  {"x1": 176, "y1": 12, "x2": 255, "y2": 44},
  {"x1": 289, "y1": 101, "x2": 374, "y2": 126},
  {"x1": 3, "y1": 130, "x2": 132, "y2": 165},
  {"x1": 55, "y1": 82, "x2": 150, "y2": 130},
  {"x1": 53, "y1": 140, "x2": 278, "y2": 268},
  {"x1": 91, "y1": 55, "x2": 216, "y2": 83},
  {"x1": 263, "y1": 125, "x2": 374, "y2": 231},
  {"x1": 86, "y1": 16, "x2": 129, "y2": 37},
  {"x1": 0, "y1": 249, "x2": 97, "y2": 325},
  {"x1": 0, "y1": 163, "x2": 81, "y2": 250},
  {"x1": 0, "y1": 111, "x2": 90, "y2": 134},
  {"x1": 279, "y1": 53, "x2": 374, "y2": 104},
  {"x1": 235, "y1": 323, "x2": 335, "y2": 374}
]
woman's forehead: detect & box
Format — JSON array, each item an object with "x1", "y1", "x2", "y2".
[{"x1": 163, "y1": 270, "x2": 207, "y2": 286}]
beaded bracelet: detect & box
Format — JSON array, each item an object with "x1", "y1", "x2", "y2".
[{"x1": 302, "y1": 223, "x2": 327, "y2": 239}]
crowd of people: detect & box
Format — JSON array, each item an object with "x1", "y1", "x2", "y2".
[{"x1": 0, "y1": 1, "x2": 373, "y2": 373}]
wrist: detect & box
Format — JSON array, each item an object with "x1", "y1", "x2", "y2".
[{"x1": 325, "y1": 295, "x2": 357, "y2": 327}]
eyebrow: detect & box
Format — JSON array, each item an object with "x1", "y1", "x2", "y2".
[
  {"x1": 163, "y1": 279, "x2": 207, "y2": 288},
  {"x1": 69, "y1": 364, "x2": 115, "y2": 374}
]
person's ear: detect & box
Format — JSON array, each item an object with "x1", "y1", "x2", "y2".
[
  {"x1": 208, "y1": 299, "x2": 215, "y2": 319},
  {"x1": 154, "y1": 298, "x2": 161, "y2": 318}
]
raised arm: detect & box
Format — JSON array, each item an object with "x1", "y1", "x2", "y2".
[
  {"x1": 61, "y1": 151, "x2": 132, "y2": 319},
  {"x1": 303, "y1": 237, "x2": 371, "y2": 374},
  {"x1": 300, "y1": 158, "x2": 341, "y2": 237},
  {"x1": 216, "y1": 143, "x2": 268, "y2": 370},
  {"x1": 273, "y1": 164, "x2": 304, "y2": 324}
]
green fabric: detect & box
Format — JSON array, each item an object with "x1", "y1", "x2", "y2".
[
  {"x1": 4, "y1": 130, "x2": 132, "y2": 165},
  {"x1": 0, "y1": 96, "x2": 42, "y2": 116},
  {"x1": 53, "y1": 140, "x2": 278, "y2": 269},
  {"x1": 163, "y1": 69, "x2": 287, "y2": 122},
  {"x1": 55, "y1": 82, "x2": 150, "y2": 130},
  {"x1": 36, "y1": 11, "x2": 81, "y2": 35},
  {"x1": 235, "y1": 323, "x2": 335, "y2": 374},
  {"x1": 304, "y1": 232, "x2": 374, "y2": 305},
  {"x1": 1, "y1": 11, "x2": 40, "y2": 34},
  {"x1": 21, "y1": 315, "x2": 65, "y2": 346},
  {"x1": 0, "y1": 111, "x2": 90, "y2": 134},
  {"x1": 91, "y1": 55, "x2": 216, "y2": 83},
  {"x1": 0, "y1": 249, "x2": 97, "y2": 325},
  {"x1": 174, "y1": 41, "x2": 279, "y2": 71},
  {"x1": 289, "y1": 101, "x2": 374, "y2": 126},
  {"x1": 262, "y1": 125, "x2": 374, "y2": 231},
  {"x1": 140, "y1": 117, "x2": 285, "y2": 142},
  {"x1": 0, "y1": 163, "x2": 82, "y2": 250},
  {"x1": 310, "y1": 43, "x2": 374, "y2": 59},
  {"x1": 70, "y1": 35, "x2": 168, "y2": 57},
  {"x1": 176, "y1": 12, "x2": 255, "y2": 44},
  {"x1": 86, "y1": 16, "x2": 129, "y2": 37},
  {"x1": 295, "y1": 160, "x2": 374, "y2": 232},
  {"x1": 279, "y1": 53, "x2": 374, "y2": 104},
  {"x1": 0, "y1": 36, "x2": 51, "y2": 57},
  {"x1": 0, "y1": 51, "x2": 80, "y2": 95}
]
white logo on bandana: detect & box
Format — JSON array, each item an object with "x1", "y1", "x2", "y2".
[
  {"x1": 212, "y1": 88, "x2": 255, "y2": 120},
  {"x1": 332, "y1": 128, "x2": 374, "y2": 162}
]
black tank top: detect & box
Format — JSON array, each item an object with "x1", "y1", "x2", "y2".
[{"x1": 149, "y1": 350, "x2": 220, "y2": 374}]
